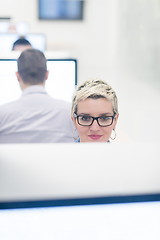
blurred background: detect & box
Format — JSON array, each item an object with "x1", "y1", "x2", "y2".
[{"x1": 0, "y1": 0, "x2": 160, "y2": 142}]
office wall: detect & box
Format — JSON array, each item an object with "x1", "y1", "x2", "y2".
[
  {"x1": 1, "y1": 0, "x2": 160, "y2": 142},
  {"x1": 1, "y1": 0, "x2": 160, "y2": 83}
]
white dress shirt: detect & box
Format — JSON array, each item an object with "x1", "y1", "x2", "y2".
[{"x1": 0, "y1": 85, "x2": 74, "y2": 143}]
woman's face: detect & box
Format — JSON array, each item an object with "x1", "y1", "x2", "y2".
[{"x1": 72, "y1": 98, "x2": 119, "y2": 142}]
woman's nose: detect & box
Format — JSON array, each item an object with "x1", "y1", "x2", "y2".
[{"x1": 89, "y1": 119, "x2": 101, "y2": 130}]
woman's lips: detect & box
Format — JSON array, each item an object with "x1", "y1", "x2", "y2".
[{"x1": 88, "y1": 135, "x2": 102, "y2": 140}]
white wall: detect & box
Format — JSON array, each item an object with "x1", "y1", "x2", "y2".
[{"x1": 0, "y1": 0, "x2": 160, "y2": 142}]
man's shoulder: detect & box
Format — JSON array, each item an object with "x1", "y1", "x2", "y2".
[{"x1": 0, "y1": 100, "x2": 19, "y2": 112}]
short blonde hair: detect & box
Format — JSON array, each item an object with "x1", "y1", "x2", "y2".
[{"x1": 71, "y1": 79, "x2": 118, "y2": 116}]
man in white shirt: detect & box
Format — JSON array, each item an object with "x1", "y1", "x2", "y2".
[{"x1": 0, "y1": 49, "x2": 74, "y2": 143}]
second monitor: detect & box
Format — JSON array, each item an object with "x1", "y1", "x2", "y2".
[{"x1": 0, "y1": 33, "x2": 46, "y2": 52}]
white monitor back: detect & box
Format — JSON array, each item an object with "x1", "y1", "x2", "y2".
[{"x1": 0, "y1": 142, "x2": 159, "y2": 202}]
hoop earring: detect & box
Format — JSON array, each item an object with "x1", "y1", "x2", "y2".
[{"x1": 110, "y1": 129, "x2": 116, "y2": 140}]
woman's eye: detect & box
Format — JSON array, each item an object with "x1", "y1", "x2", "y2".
[
  {"x1": 100, "y1": 116, "x2": 110, "y2": 121},
  {"x1": 81, "y1": 116, "x2": 91, "y2": 121}
]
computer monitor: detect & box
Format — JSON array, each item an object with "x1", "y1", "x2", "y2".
[
  {"x1": 0, "y1": 58, "x2": 77, "y2": 104},
  {"x1": 38, "y1": 0, "x2": 84, "y2": 20},
  {"x1": 0, "y1": 33, "x2": 46, "y2": 52},
  {"x1": 0, "y1": 143, "x2": 160, "y2": 239}
]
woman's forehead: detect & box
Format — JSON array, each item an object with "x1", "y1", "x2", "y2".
[{"x1": 77, "y1": 98, "x2": 113, "y2": 114}]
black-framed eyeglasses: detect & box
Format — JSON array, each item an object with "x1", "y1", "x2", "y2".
[{"x1": 74, "y1": 113, "x2": 116, "y2": 127}]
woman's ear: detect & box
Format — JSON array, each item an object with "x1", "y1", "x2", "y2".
[
  {"x1": 113, "y1": 113, "x2": 119, "y2": 129},
  {"x1": 71, "y1": 116, "x2": 77, "y2": 127},
  {"x1": 115, "y1": 113, "x2": 119, "y2": 122}
]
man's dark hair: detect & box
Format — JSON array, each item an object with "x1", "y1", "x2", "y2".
[
  {"x1": 12, "y1": 37, "x2": 32, "y2": 50},
  {"x1": 17, "y1": 49, "x2": 47, "y2": 85}
]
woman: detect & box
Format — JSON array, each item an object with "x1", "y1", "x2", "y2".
[{"x1": 71, "y1": 79, "x2": 119, "y2": 142}]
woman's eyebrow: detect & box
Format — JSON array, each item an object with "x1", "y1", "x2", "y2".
[
  {"x1": 99, "y1": 112, "x2": 113, "y2": 116},
  {"x1": 77, "y1": 112, "x2": 113, "y2": 116},
  {"x1": 77, "y1": 113, "x2": 91, "y2": 115}
]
